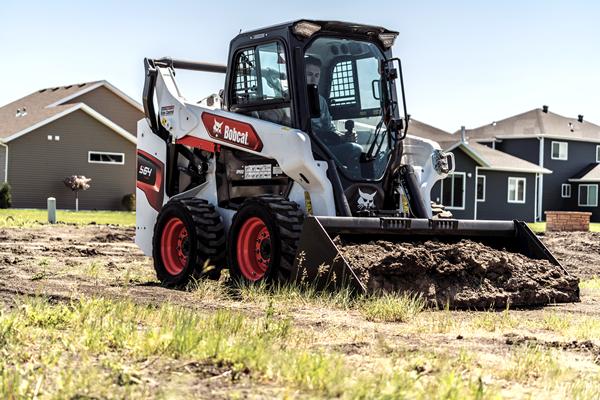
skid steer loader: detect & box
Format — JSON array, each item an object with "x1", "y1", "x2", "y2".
[{"x1": 135, "y1": 20, "x2": 564, "y2": 298}]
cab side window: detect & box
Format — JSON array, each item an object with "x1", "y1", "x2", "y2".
[{"x1": 231, "y1": 42, "x2": 291, "y2": 126}]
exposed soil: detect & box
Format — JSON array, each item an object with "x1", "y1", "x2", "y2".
[
  {"x1": 338, "y1": 238, "x2": 580, "y2": 309},
  {"x1": 0, "y1": 225, "x2": 596, "y2": 312},
  {"x1": 541, "y1": 231, "x2": 600, "y2": 280},
  {"x1": 0, "y1": 224, "x2": 598, "y2": 398}
]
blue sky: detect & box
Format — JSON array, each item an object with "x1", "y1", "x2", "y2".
[{"x1": 1, "y1": 0, "x2": 599, "y2": 132}]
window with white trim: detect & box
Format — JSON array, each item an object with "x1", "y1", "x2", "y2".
[
  {"x1": 508, "y1": 177, "x2": 526, "y2": 203},
  {"x1": 579, "y1": 184, "x2": 598, "y2": 207},
  {"x1": 596, "y1": 145, "x2": 600, "y2": 162},
  {"x1": 561, "y1": 184, "x2": 571, "y2": 198},
  {"x1": 551, "y1": 141, "x2": 568, "y2": 160},
  {"x1": 441, "y1": 172, "x2": 466, "y2": 209},
  {"x1": 476, "y1": 175, "x2": 486, "y2": 202},
  {"x1": 88, "y1": 151, "x2": 125, "y2": 165}
]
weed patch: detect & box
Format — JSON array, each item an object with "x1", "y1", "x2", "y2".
[{"x1": 359, "y1": 292, "x2": 425, "y2": 322}]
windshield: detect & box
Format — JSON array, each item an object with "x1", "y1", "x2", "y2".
[{"x1": 305, "y1": 37, "x2": 391, "y2": 181}]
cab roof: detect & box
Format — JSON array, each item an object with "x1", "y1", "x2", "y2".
[{"x1": 232, "y1": 19, "x2": 398, "y2": 41}]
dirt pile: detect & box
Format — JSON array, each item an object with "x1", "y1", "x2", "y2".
[{"x1": 337, "y1": 239, "x2": 580, "y2": 309}]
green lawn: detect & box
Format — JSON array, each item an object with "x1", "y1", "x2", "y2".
[
  {"x1": 528, "y1": 222, "x2": 600, "y2": 233},
  {"x1": 0, "y1": 209, "x2": 135, "y2": 227}
]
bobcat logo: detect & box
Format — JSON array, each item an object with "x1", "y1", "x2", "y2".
[
  {"x1": 212, "y1": 119, "x2": 223, "y2": 136},
  {"x1": 357, "y1": 189, "x2": 377, "y2": 210}
]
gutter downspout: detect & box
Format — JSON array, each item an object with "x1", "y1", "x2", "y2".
[
  {"x1": 534, "y1": 172, "x2": 539, "y2": 222},
  {"x1": 0, "y1": 141, "x2": 7, "y2": 183},
  {"x1": 537, "y1": 137, "x2": 544, "y2": 222},
  {"x1": 474, "y1": 166, "x2": 479, "y2": 220}
]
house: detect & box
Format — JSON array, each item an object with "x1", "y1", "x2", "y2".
[
  {"x1": 409, "y1": 119, "x2": 550, "y2": 221},
  {"x1": 0, "y1": 81, "x2": 144, "y2": 210},
  {"x1": 463, "y1": 107, "x2": 600, "y2": 221}
]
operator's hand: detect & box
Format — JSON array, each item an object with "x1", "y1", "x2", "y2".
[{"x1": 263, "y1": 68, "x2": 281, "y2": 89}]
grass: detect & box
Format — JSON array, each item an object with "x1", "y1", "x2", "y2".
[
  {"x1": 580, "y1": 276, "x2": 600, "y2": 290},
  {"x1": 501, "y1": 344, "x2": 561, "y2": 383},
  {"x1": 528, "y1": 222, "x2": 600, "y2": 233},
  {"x1": 0, "y1": 277, "x2": 597, "y2": 398},
  {"x1": 0, "y1": 296, "x2": 505, "y2": 399},
  {"x1": 0, "y1": 208, "x2": 135, "y2": 227},
  {"x1": 359, "y1": 292, "x2": 425, "y2": 322}
]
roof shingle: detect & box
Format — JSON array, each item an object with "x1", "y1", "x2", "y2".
[
  {"x1": 0, "y1": 81, "x2": 102, "y2": 140},
  {"x1": 462, "y1": 108, "x2": 600, "y2": 142}
]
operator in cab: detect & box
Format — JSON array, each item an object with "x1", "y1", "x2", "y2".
[{"x1": 305, "y1": 56, "x2": 363, "y2": 170}]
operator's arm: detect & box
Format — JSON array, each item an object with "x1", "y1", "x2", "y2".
[
  {"x1": 263, "y1": 68, "x2": 287, "y2": 99},
  {"x1": 319, "y1": 95, "x2": 336, "y2": 133}
]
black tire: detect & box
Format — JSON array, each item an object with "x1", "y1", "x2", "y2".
[
  {"x1": 152, "y1": 198, "x2": 226, "y2": 287},
  {"x1": 227, "y1": 195, "x2": 303, "y2": 284}
]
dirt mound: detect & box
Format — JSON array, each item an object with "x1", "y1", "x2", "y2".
[{"x1": 338, "y1": 239, "x2": 580, "y2": 309}]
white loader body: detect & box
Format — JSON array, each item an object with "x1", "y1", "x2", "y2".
[{"x1": 135, "y1": 65, "x2": 448, "y2": 256}]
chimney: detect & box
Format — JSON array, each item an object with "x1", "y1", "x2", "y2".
[
  {"x1": 578, "y1": 115, "x2": 584, "y2": 123},
  {"x1": 460, "y1": 126, "x2": 467, "y2": 143},
  {"x1": 542, "y1": 105, "x2": 549, "y2": 113}
]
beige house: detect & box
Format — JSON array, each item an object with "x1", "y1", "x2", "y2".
[{"x1": 0, "y1": 81, "x2": 144, "y2": 210}]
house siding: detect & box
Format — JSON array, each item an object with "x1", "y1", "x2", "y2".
[
  {"x1": 495, "y1": 138, "x2": 539, "y2": 164},
  {"x1": 0, "y1": 145, "x2": 6, "y2": 182},
  {"x1": 476, "y1": 170, "x2": 537, "y2": 221},
  {"x1": 431, "y1": 148, "x2": 476, "y2": 219},
  {"x1": 7, "y1": 110, "x2": 135, "y2": 210},
  {"x1": 542, "y1": 139, "x2": 598, "y2": 216},
  {"x1": 64, "y1": 86, "x2": 144, "y2": 135},
  {"x1": 570, "y1": 182, "x2": 600, "y2": 221},
  {"x1": 491, "y1": 137, "x2": 600, "y2": 221}
]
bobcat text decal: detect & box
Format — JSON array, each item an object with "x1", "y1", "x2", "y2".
[{"x1": 201, "y1": 113, "x2": 263, "y2": 152}]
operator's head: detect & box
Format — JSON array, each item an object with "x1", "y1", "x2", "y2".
[{"x1": 305, "y1": 55, "x2": 321, "y2": 86}]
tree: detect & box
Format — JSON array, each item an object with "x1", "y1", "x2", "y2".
[
  {"x1": 63, "y1": 176, "x2": 91, "y2": 211},
  {"x1": 0, "y1": 183, "x2": 11, "y2": 209}
]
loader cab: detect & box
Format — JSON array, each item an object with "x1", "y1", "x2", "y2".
[{"x1": 224, "y1": 20, "x2": 407, "y2": 214}]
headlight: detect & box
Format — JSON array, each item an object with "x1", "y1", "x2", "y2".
[
  {"x1": 378, "y1": 33, "x2": 398, "y2": 49},
  {"x1": 293, "y1": 21, "x2": 322, "y2": 38}
]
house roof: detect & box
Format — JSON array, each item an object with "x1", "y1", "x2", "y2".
[
  {"x1": 569, "y1": 163, "x2": 600, "y2": 182},
  {"x1": 0, "y1": 80, "x2": 142, "y2": 143},
  {"x1": 406, "y1": 118, "x2": 550, "y2": 174},
  {"x1": 462, "y1": 108, "x2": 600, "y2": 143},
  {"x1": 406, "y1": 118, "x2": 460, "y2": 149},
  {"x1": 462, "y1": 142, "x2": 552, "y2": 174}
]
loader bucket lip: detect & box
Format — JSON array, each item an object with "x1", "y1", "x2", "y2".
[{"x1": 314, "y1": 216, "x2": 518, "y2": 237}]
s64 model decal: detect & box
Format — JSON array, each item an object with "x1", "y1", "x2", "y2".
[{"x1": 136, "y1": 150, "x2": 164, "y2": 211}]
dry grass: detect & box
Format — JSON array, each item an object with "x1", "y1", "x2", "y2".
[{"x1": 358, "y1": 292, "x2": 425, "y2": 322}]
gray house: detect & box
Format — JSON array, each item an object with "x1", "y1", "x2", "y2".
[
  {"x1": 464, "y1": 107, "x2": 600, "y2": 221},
  {"x1": 409, "y1": 119, "x2": 550, "y2": 221},
  {"x1": 0, "y1": 81, "x2": 144, "y2": 210}
]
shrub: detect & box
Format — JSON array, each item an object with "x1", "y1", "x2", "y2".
[
  {"x1": 0, "y1": 183, "x2": 11, "y2": 208},
  {"x1": 121, "y1": 193, "x2": 135, "y2": 211}
]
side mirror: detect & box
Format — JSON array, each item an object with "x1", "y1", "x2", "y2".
[
  {"x1": 307, "y1": 84, "x2": 321, "y2": 118},
  {"x1": 371, "y1": 79, "x2": 381, "y2": 100},
  {"x1": 388, "y1": 118, "x2": 406, "y2": 140}
]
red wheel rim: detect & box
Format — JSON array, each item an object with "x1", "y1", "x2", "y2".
[
  {"x1": 160, "y1": 217, "x2": 189, "y2": 275},
  {"x1": 237, "y1": 217, "x2": 271, "y2": 281}
]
